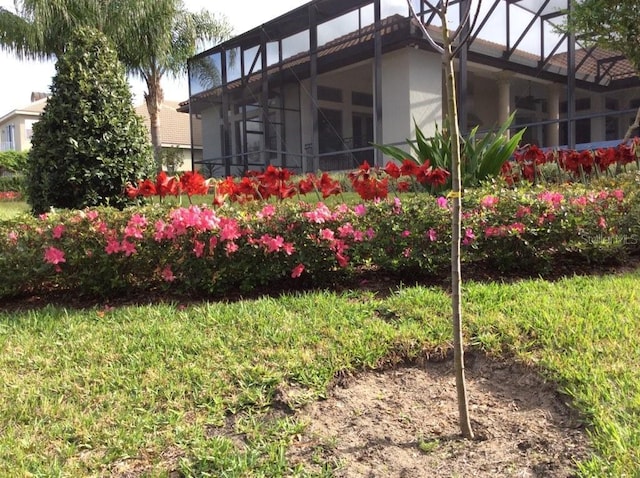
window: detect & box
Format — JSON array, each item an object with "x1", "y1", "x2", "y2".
[
  {"x1": 317, "y1": 86, "x2": 342, "y2": 103},
  {"x1": 1, "y1": 124, "x2": 15, "y2": 151},
  {"x1": 352, "y1": 91, "x2": 373, "y2": 107}
]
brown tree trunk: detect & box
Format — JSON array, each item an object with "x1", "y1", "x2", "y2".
[
  {"x1": 145, "y1": 74, "x2": 164, "y2": 172},
  {"x1": 442, "y1": 26, "x2": 474, "y2": 441}
]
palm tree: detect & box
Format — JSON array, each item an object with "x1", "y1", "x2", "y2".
[{"x1": 0, "y1": 0, "x2": 231, "y2": 170}]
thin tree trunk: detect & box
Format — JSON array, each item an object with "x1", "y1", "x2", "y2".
[
  {"x1": 145, "y1": 76, "x2": 164, "y2": 172},
  {"x1": 442, "y1": 29, "x2": 474, "y2": 441},
  {"x1": 613, "y1": 106, "x2": 640, "y2": 174},
  {"x1": 622, "y1": 106, "x2": 640, "y2": 142}
]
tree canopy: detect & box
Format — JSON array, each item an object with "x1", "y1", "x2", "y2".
[
  {"x1": 0, "y1": 0, "x2": 231, "y2": 169},
  {"x1": 566, "y1": 0, "x2": 640, "y2": 73}
]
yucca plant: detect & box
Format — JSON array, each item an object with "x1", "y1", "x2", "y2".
[{"x1": 374, "y1": 112, "x2": 525, "y2": 190}]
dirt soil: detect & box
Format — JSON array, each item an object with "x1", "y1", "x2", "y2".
[{"x1": 286, "y1": 354, "x2": 590, "y2": 478}]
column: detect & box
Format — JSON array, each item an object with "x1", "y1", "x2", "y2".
[
  {"x1": 496, "y1": 71, "x2": 513, "y2": 135},
  {"x1": 546, "y1": 83, "x2": 560, "y2": 147}
]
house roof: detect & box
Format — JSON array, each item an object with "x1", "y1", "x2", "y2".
[
  {"x1": 182, "y1": 5, "x2": 639, "y2": 112},
  {"x1": 135, "y1": 100, "x2": 202, "y2": 148},
  {"x1": 0, "y1": 97, "x2": 47, "y2": 124}
]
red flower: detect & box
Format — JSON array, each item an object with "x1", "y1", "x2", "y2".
[
  {"x1": 400, "y1": 159, "x2": 420, "y2": 176},
  {"x1": 137, "y1": 179, "x2": 157, "y2": 197},
  {"x1": 180, "y1": 171, "x2": 209, "y2": 196},
  {"x1": 397, "y1": 181, "x2": 411, "y2": 192},
  {"x1": 383, "y1": 161, "x2": 401, "y2": 179},
  {"x1": 156, "y1": 171, "x2": 180, "y2": 198}
]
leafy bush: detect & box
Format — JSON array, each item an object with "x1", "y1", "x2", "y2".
[
  {"x1": 0, "y1": 176, "x2": 26, "y2": 194},
  {"x1": 374, "y1": 113, "x2": 525, "y2": 191},
  {"x1": 0, "y1": 151, "x2": 28, "y2": 175},
  {"x1": 0, "y1": 178, "x2": 638, "y2": 300},
  {"x1": 26, "y1": 27, "x2": 153, "y2": 214}
]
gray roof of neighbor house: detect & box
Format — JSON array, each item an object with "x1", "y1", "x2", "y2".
[{"x1": 135, "y1": 100, "x2": 202, "y2": 148}]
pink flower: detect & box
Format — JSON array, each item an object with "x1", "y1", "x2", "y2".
[
  {"x1": 365, "y1": 228, "x2": 376, "y2": 240},
  {"x1": 336, "y1": 252, "x2": 349, "y2": 267},
  {"x1": 39, "y1": 213, "x2": 48, "y2": 221},
  {"x1": 436, "y1": 197, "x2": 448, "y2": 208},
  {"x1": 7, "y1": 231, "x2": 18, "y2": 244},
  {"x1": 338, "y1": 223, "x2": 355, "y2": 238},
  {"x1": 120, "y1": 240, "x2": 137, "y2": 256},
  {"x1": 283, "y1": 242, "x2": 295, "y2": 255},
  {"x1": 319, "y1": 228, "x2": 335, "y2": 241},
  {"x1": 353, "y1": 204, "x2": 367, "y2": 216},
  {"x1": 598, "y1": 217, "x2": 607, "y2": 229},
  {"x1": 516, "y1": 206, "x2": 531, "y2": 218},
  {"x1": 52, "y1": 224, "x2": 65, "y2": 239},
  {"x1": 209, "y1": 236, "x2": 218, "y2": 252},
  {"x1": 193, "y1": 240, "x2": 205, "y2": 258},
  {"x1": 612, "y1": 189, "x2": 624, "y2": 201},
  {"x1": 105, "y1": 239, "x2": 121, "y2": 255},
  {"x1": 427, "y1": 228, "x2": 437, "y2": 242},
  {"x1": 219, "y1": 218, "x2": 241, "y2": 242},
  {"x1": 304, "y1": 203, "x2": 333, "y2": 223},
  {"x1": 86, "y1": 210, "x2": 99, "y2": 221},
  {"x1": 291, "y1": 263, "x2": 305, "y2": 278},
  {"x1": 261, "y1": 234, "x2": 285, "y2": 253},
  {"x1": 161, "y1": 266, "x2": 175, "y2": 282},
  {"x1": 510, "y1": 222, "x2": 525, "y2": 235},
  {"x1": 44, "y1": 246, "x2": 65, "y2": 266},
  {"x1": 403, "y1": 247, "x2": 412, "y2": 258},
  {"x1": 257, "y1": 204, "x2": 276, "y2": 219},
  {"x1": 401, "y1": 230, "x2": 411, "y2": 238},
  {"x1": 225, "y1": 241, "x2": 239, "y2": 255},
  {"x1": 480, "y1": 195, "x2": 499, "y2": 208},
  {"x1": 463, "y1": 228, "x2": 476, "y2": 246}
]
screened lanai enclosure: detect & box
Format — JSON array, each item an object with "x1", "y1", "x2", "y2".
[{"x1": 180, "y1": 0, "x2": 640, "y2": 177}]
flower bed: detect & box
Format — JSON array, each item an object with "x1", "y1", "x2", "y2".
[{"x1": 1, "y1": 174, "x2": 638, "y2": 300}]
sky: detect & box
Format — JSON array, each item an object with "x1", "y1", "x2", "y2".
[{"x1": 0, "y1": 0, "x2": 308, "y2": 115}]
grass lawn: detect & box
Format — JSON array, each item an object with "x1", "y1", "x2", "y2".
[
  {"x1": 0, "y1": 200, "x2": 29, "y2": 220},
  {"x1": 0, "y1": 270, "x2": 639, "y2": 476}
]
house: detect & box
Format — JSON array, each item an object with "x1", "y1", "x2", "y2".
[
  {"x1": 180, "y1": 0, "x2": 640, "y2": 176},
  {"x1": 0, "y1": 95, "x2": 202, "y2": 172},
  {"x1": 0, "y1": 93, "x2": 47, "y2": 152},
  {"x1": 135, "y1": 100, "x2": 203, "y2": 172}
]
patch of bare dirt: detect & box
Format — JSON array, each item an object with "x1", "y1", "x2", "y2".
[{"x1": 287, "y1": 354, "x2": 590, "y2": 477}]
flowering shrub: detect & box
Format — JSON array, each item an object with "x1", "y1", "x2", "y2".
[
  {"x1": 0, "y1": 191, "x2": 21, "y2": 201},
  {"x1": 1, "y1": 174, "x2": 638, "y2": 299},
  {"x1": 506, "y1": 139, "x2": 640, "y2": 184}
]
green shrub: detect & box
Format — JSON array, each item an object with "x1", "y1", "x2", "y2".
[
  {"x1": 0, "y1": 151, "x2": 28, "y2": 175},
  {"x1": 0, "y1": 176, "x2": 26, "y2": 194},
  {"x1": 26, "y1": 27, "x2": 153, "y2": 214}
]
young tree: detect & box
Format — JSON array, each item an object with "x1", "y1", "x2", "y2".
[
  {"x1": 407, "y1": 0, "x2": 482, "y2": 440},
  {"x1": 564, "y1": 0, "x2": 640, "y2": 140},
  {"x1": 27, "y1": 27, "x2": 154, "y2": 213},
  {"x1": 0, "y1": 0, "x2": 231, "y2": 170}
]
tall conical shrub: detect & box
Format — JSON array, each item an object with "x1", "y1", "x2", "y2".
[{"x1": 27, "y1": 27, "x2": 153, "y2": 213}]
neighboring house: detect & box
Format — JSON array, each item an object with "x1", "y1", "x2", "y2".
[
  {"x1": 180, "y1": 0, "x2": 640, "y2": 176},
  {"x1": 0, "y1": 96, "x2": 202, "y2": 172},
  {"x1": 0, "y1": 94, "x2": 47, "y2": 152},
  {"x1": 135, "y1": 100, "x2": 203, "y2": 172}
]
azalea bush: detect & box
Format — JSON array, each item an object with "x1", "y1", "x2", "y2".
[{"x1": 1, "y1": 173, "x2": 638, "y2": 299}]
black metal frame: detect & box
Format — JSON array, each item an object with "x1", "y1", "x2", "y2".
[{"x1": 185, "y1": 0, "x2": 640, "y2": 173}]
